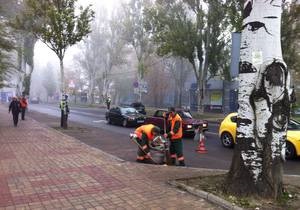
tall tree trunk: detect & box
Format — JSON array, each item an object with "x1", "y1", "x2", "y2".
[
  {"x1": 194, "y1": 47, "x2": 204, "y2": 113},
  {"x1": 88, "y1": 77, "x2": 95, "y2": 105},
  {"x1": 59, "y1": 57, "x2": 68, "y2": 129},
  {"x1": 60, "y1": 58, "x2": 65, "y2": 93},
  {"x1": 178, "y1": 59, "x2": 184, "y2": 108},
  {"x1": 15, "y1": 45, "x2": 23, "y2": 96},
  {"x1": 22, "y1": 35, "x2": 37, "y2": 96},
  {"x1": 202, "y1": 19, "x2": 211, "y2": 113},
  {"x1": 23, "y1": 73, "x2": 32, "y2": 96},
  {"x1": 225, "y1": 0, "x2": 291, "y2": 199}
]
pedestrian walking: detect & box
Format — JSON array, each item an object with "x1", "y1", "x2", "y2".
[
  {"x1": 134, "y1": 124, "x2": 161, "y2": 164},
  {"x1": 59, "y1": 94, "x2": 70, "y2": 128},
  {"x1": 105, "y1": 96, "x2": 111, "y2": 110},
  {"x1": 164, "y1": 107, "x2": 185, "y2": 166},
  {"x1": 8, "y1": 96, "x2": 21, "y2": 127},
  {"x1": 19, "y1": 95, "x2": 28, "y2": 120}
]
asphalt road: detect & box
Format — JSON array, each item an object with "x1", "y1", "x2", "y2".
[{"x1": 27, "y1": 103, "x2": 300, "y2": 175}]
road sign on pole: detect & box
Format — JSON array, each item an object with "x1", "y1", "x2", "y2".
[
  {"x1": 139, "y1": 80, "x2": 148, "y2": 93},
  {"x1": 134, "y1": 88, "x2": 139, "y2": 95}
]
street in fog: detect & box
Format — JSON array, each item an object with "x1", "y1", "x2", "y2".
[{"x1": 28, "y1": 103, "x2": 300, "y2": 175}]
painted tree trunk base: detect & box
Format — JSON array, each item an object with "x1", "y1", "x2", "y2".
[{"x1": 225, "y1": 152, "x2": 284, "y2": 199}]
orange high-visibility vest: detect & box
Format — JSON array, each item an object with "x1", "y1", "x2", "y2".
[
  {"x1": 168, "y1": 113, "x2": 183, "y2": 140},
  {"x1": 20, "y1": 99, "x2": 28, "y2": 108},
  {"x1": 135, "y1": 124, "x2": 155, "y2": 141}
]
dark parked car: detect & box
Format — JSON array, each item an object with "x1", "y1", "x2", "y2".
[
  {"x1": 105, "y1": 106, "x2": 146, "y2": 127},
  {"x1": 144, "y1": 109, "x2": 208, "y2": 136},
  {"x1": 130, "y1": 102, "x2": 146, "y2": 115}
]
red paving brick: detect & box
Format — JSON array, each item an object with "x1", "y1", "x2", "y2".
[{"x1": 0, "y1": 105, "x2": 221, "y2": 209}]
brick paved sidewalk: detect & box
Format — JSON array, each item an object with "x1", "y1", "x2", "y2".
[{"x1": 0, "y1": 105, "x2": 222, "y2": 210}]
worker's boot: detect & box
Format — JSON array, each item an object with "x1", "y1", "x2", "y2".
[
  {"x1": 170, "y1": 158, "x2": 176, "y2": 166},
  {"x1": 144, "y1": 158, "x2": 155, "y2": 164},
  {"x1": 178, "y1": 160, "x2": 185, "y2": 167},
  {"x1": 136, "y1": 159, "x2": 145, "y2": 163}
]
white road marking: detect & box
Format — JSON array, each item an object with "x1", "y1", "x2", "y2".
[
  {"x1": 205, "y1": 131, "x2": 218, "y2": 136},
  {"x1": 93, "y1": 120, "x2": 106, "y2": 123}
]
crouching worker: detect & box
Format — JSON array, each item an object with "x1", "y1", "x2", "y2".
[{"x1": 134, "y1": 124, "x2": 161, "y2": 164}]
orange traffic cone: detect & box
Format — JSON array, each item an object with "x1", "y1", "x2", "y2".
[{"x1": 196, "y1": 133, "x2": 207, "y2": 153}]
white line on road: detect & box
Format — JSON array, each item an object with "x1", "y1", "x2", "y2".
[
  {"x1": 205, "y1": 131, "x2": 218, "y2": 136},
  {"x1": 93, "y1": 120, "x2": 106, "y2": 123}
]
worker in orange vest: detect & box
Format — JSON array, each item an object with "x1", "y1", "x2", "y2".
[
  {"x1": 164, "y1": 107, "x2": 185, "y2": 166},
  {"x1": 19, "y1": 95, "x2": 28, "y2": 120},
  {"x1": 134, "y1": 124, "x2": 160, "y2": 164}
]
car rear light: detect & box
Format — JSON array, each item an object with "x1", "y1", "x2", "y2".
[{"x1": 187, "y1": 125, "x2": 193, "y2": 129}]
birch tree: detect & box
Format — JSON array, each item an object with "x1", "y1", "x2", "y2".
[{"x1": 225, "y1": 0, "x2": 292, "y2": 199}]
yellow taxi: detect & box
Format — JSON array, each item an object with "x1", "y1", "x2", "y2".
[{"x1": 219, "y1": 113, "x2": 300, "y2": 160}]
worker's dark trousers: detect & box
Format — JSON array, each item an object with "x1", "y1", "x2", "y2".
[
  {"x1": 106, "y1": 103, "x2": 110, "y2": 110},
  {"x1": 60, "y1": 111, "x2": 68, "y2": 128},
  {"x1": 21, "y1": 108, "x2": 26, "y2": 120},
  {"x1": 169, "y1": 139, "x2": 184, "y2": 165},
  {"x1": 60, "y1": 111, "x2": 64, "y2": 127},
  {"x1": 137, "y1": 138, "x2": 150, "y2": 157}
]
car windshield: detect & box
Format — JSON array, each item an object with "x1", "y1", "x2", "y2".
[
  {"x1": 121, "y1": 107, "x2": 138, "y2": 114},
  {"x1": 288, "y1": 119, "x2": 300, "y2": 130},
  {"x1": 179, "y1": 111, "x2": 193, "y2": 119}
]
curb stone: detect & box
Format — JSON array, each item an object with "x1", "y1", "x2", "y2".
[{"x1": 168, "y1": 180, "x2": 244, "y2": 210}]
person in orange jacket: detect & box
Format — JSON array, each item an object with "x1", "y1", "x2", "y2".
[
  {"x1": 164, "y1": 107, "x2": 185, "y2": 166},
  {"x1": 134, "y1": 124, "x2": 160, "y2": 164},
  {"x1": 19, "y1": 95, "x2": 28, "y2": 120}
]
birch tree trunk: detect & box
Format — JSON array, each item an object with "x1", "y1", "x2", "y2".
[{"x1": 225, "y1": 0, "x2": 292, "y2": 199}]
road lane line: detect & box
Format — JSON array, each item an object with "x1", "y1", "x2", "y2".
[
  {"x1": 205, "y1": 131, "x2": 218, "y2": 136},
  {"x1": 93, "y1": 120, "x2": 106, "y2": 123}
]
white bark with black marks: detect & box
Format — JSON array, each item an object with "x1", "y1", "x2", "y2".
[{"x1": 226, "y1": 0, "x2": 292, "y2": 198}]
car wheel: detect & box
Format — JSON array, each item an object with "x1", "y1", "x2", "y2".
[
  {"x1": 286, "y1": 141, "x2": 296, "y2": 160},
  {"x1": 221, "y1": 132, "x2": 234, "y2": 148},
  {"x1": 122, "y1": 119, "x2": 128, "y2": 127}
]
